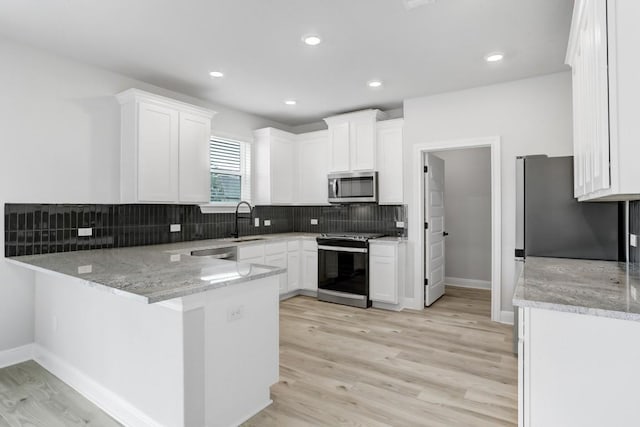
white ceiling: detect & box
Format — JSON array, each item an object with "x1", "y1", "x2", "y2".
[{"x1": 0, "y1": 0, "x2": 573, "y2": 125}]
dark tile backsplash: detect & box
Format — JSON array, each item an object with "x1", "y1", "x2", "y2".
[{"x1": 4, "y1": 203, "x2": 406, "y2": 257}]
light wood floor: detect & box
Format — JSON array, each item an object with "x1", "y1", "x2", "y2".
[
  {"x1": 244, "y1": 287, "x2": 517, "y2": 427},
  {"x1": 0, "y1": 287, "x2": 515, "y2": 427},
  {"x1": 0, "y1": 360, "x2": 120, "y2": 427}
]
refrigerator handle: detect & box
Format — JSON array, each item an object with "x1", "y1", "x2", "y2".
[{"x1": 515, "y1": 157, "x2": 525, "y2": 258}]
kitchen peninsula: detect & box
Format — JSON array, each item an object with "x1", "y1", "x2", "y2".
[{"x1": 6, "y1": 240, "x2": 286, "y2": 427}]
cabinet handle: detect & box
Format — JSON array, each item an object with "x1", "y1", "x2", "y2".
[{"x1": 443, "y1": 231, "x2": 449, "y2": 237}]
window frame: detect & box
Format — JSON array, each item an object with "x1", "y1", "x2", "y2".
[{"x1": 200, "y1": 135, "x2": 252, "y2": 213}]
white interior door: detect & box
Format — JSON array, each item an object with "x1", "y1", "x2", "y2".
[{"x1": 424, "y1": 153, "x2": 446, "y2": 306}]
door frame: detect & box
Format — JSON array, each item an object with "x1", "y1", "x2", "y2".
[{"x1": 410, "y1": 136, "x2": 502, "y2": 322}]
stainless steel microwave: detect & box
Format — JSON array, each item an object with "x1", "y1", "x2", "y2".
[{"x1": 327, "y1": 171, "x2": 378, "y2": 203}]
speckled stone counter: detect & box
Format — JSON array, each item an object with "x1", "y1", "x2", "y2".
[
  {"x1": 4, "y1": 232, "x2": 321, "y2": 304},
  {"x1": 512, "y1": 256, "x2": 640, "y2": 321}
]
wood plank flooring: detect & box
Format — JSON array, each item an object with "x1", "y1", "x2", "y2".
[
  {"x1": 0, "y1": 360, "x2": 120, "y2": 427},
  {"x1": 244, "y1": 286, "x2": 517, "y2": 427},
  {"x1": 0, "y1": 287, "x2": 515, "y2": 427}
]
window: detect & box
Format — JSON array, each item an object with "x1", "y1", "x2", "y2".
[{"x1": 209, "y1": 137, "x2": 251, "y2": 204}]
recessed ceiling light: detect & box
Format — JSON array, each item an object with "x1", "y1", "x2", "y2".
[
  {"x1": 485, "y1": 52, "x2": 504, "y2": 63},
  {"x1": 368, "y1": 80, "x2": 383, "y2": 88},
  {"x1": 209, "y1": 71, "x2": 224, "y2": 78},
  {"x1": 284, "y1": 99, "x2": 297, "y2": 106},
  {"x1": 303, "y1": 35, "x2": 322, "y2": 46}
]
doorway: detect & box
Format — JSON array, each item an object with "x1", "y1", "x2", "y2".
[
  {"x1": 424, "y1": 148, "x2": 492, "y2": 306},
  {"x1": 410, "y1": 137, "x2": 502, "y2": 322}
]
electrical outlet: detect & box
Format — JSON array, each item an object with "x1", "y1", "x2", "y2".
[
  {"x1": 170, "y1": 224, "x2": 181, "y2": 233},
  {"x1": 631, "y1": 234, "x2": 638, "y2": 248},
  {"x1": 264, "y1": 219, "x2": 271, "y2": 226},
  {"x1": 254, "y1": 217, "x2": 260, "y2": 227},
  {"x1": 310, "y1": 218, "x2": 319, "y2": 225},
  {"x1": 396, "y1": 221, "x2": 405, "y2": 228},
  {"x1": 77, "y1": 265, "x2": 92, "y2": 274},
  {"x1": 170, "y1": 254, "x2": 181, "y2": 262},
  {"x1": 78, "y1": 227, "x2": 92, "y2": 237},
  {"x1": 227, "y1": 305, "x2": 244, "y2": 322}
]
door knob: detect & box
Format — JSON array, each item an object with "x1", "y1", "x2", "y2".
[{"x1": 443, "y1": 231, "x2": 449, "y2": 237}]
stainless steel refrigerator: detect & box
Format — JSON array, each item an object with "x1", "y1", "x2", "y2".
[{"x1": 515, "y1": 155, "x2": 620, "y2": 261}]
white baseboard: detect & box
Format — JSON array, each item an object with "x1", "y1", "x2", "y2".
[
  {"x1": 499, "y1": 310, "x2": 515, "y2": 325},
  {"x1": 33, "y1": 344, "x2": 162, "y2": 427},
  {"x1": 0, "y1": 343, "x2": 33, "y2": 369},
  {"x1": 445, "y1": 277, "x2": 491, "y2": 290}
]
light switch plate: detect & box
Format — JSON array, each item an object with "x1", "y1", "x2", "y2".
[
  {"x1": 396, "y1": 221, "x2": 405, "y2": 228},
  {"x1": 254, "y1": 217, "x2": 260, "y2": 227},
  {"x1": 631, "y1": 234, "x2": 638, "y2": 248},
  {"x1": 310, "y1": 218, "x2": 319, "y2": 225},
  {"x1": 264, "y1": 219, "x2": 271, "y2": 226},
  {"x1": 78, "y1": 227, "x2": 92, "y2": 237},
  {"x1": 170, "y1": 224, "x2": 181, "y2": 233},
  {"x1": 170, "y1": 254, "x2": 181, "y2": 262}
]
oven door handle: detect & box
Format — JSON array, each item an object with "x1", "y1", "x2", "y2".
[{"x1": 318, "y1": 245, "x2": 368, "y2": 253}]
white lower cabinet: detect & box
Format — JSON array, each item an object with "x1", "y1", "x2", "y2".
[
  {"x1": 301, "y1": 240, "x2": 318, "y2": 291},
  {"x1": 240, "y1": 239, "x2": 316, "y2": 296},
  {"x1": 518, "y1": 306, "x2": 640, "y2": 427},
  {"x1": 287, "y1": 241, "x2": 301, "y2": 292},
  {"x1": 369, "y1": 241, "x2": 405, "y2": 305}
]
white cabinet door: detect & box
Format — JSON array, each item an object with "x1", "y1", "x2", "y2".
[
  {"x1": 298, "y1": 132, "x2": 329, "y2": 204},
  {"x1": 238, "y1": 244, "x2": 265, "y2": 263},
  {"x1": 377, "y1": 120, "x2": 404, "y2": 204},
  {"x1": 137, "y1": 102, "x2": 179, "y2": 202},
  {"x1": 265, "y1": 253, "x2": 287, "y2": 294},
  {"x1": 302, "y1": 250, "x2": 318, "y2": 291},
  {"x1": 287, "y1": 250, "x2": 300, "y2": 292},
  {"x1": 370, "y1": 255, "x2": 398, "y2": 304},
  {"x1": 350, "y1": 118, "x2": 376, "y2": 171},
  {"x1": 327, "y1": 121, "x2": 350, "y2": 173},
  {"x1": 178, "y1": 112, "x2": 211, "y2": 203},
  {"x1": 270, "y1": 136, "x2": 296, "y2": 204}
]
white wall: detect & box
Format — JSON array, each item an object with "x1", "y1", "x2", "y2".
[
  {"x1": 432, "y1": 148, "x2": 491, "y2": 283},
  {"x1": 0, "y1": 36, "x2": 289, "y2": 352},
  {"x1": 404, "y1": 72, "x2": 573, "y2": 311}
]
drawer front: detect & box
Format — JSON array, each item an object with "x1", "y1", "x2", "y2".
[
  {"x1": 302, "y1": 240, "x2": 318, "y2": 251},
  {"x1": 287, "y1": 240, "x2": 300, "y2": 252},
  {"x1": 370, "y1": 244, "x2": 396, "y2": 258},
  {"x1": 238, "y1": 244, "x2": 265, "y2": 260},
  {"x1": 265, "y1": 241, "x2": 287, "y2": 255}
]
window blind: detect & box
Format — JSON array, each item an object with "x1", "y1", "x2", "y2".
[{"x1": 209, "y1": 138, "x2": 251, "y2": 203}]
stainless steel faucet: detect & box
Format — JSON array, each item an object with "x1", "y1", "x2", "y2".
[{"x1": 231, "y1": 201, "x2": 253, "y2": 238}]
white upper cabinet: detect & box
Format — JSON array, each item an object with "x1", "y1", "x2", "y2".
[
  {"x1": 297, "y1": 130, "x2": 329, "y2": 204},
  {"x1": 252, "y1": 128, "x2": 297, "y2": 205},
  {"x1": 324, "y1": 109, "x2": 386, "y2": 173},
  {"x1": 376, "y1": 119, "x2": 404, "y2": 204},
  {"x1": 179, "y1": 112, "x2": 212, "y2": 203},
  {"x1": 117, "y1": 89, "x2": 215, "y2": 204},
  {"x1": 567, "y1": 0, "x2": 640, "y2": 201},
  {"x1": 327, "y1": 121, "x2": 350, "y2": 173}
]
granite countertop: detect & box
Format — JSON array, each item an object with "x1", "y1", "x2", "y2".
[
  {"x1": 371, "y1": 236, "x2": 407, "y2": 243},
  {"x1": 5, "y1": 233, "x2": 320, "y2": 304},
  {"x1": 512, "y1": 257, "x2": 640, "y2": 321}
]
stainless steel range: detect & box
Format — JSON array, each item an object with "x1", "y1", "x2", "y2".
[{"x1": 316, "y1": 232, "x2": 384, "y2": 308}]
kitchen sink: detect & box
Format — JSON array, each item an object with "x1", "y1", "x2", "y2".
[{"x1": 190, "y1": 246, "x2": 237, "y2": 260}]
